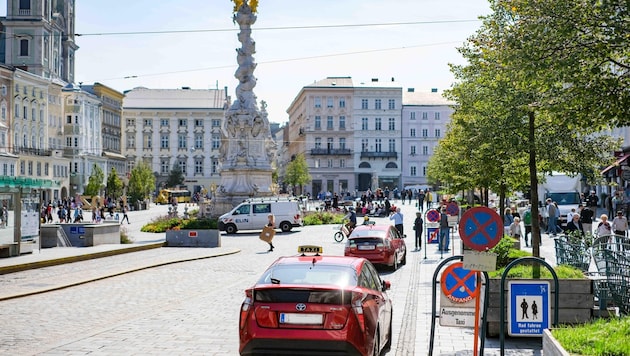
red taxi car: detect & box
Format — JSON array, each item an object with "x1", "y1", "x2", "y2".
[
  {"x1": 239, "y1": 246, "x2": 393, "y2": 356},
  {"x1": 344, "y1": 224, "x2": 407, "y2": 271}
]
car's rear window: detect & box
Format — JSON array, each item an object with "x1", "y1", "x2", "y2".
[
  {"x1": 255, "y1": 289, "x2": 354, "y2": 304},
  {"x1": 258, "y1": 264, "x2": 358, "y2": 287},
  {"x1": 350, "y1": 229, "x2": 387, "y2": 238}
]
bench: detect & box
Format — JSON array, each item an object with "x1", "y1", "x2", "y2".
[{"x1": 0, "y1": 243, "x2": 18, "y2": 258}]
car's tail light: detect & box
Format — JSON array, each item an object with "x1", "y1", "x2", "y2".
[
  {"x1": 351, "y1": 291, "x2": 367, "y2": 332},
  {"x1": 239, "y1": 290, "x2": 253, "y2": 329}
]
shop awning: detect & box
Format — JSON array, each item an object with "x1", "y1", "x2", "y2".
[{"x1": 601, "y1": 153, "x2": 630, "y2": 174}]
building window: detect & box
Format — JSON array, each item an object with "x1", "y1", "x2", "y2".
[
  {"x1": 74, "y1": 137, "x2": 78, "y2": 147},
  {"x1": 410, "y1": 128, "x2": 416, "y2": 137},
  {"x1": 19, "y1": 39, "x2": 29, "y2": 56},
  {"x1": 339, "y1": 138, "x2": 346, "y2": 149},
  {"x1": 127, "y1": 136, "x2": 135, "y2": 149},
  {"x1": 422, "y1": 129, "x2": 428, "y2": 137},
  {"x1": 361, "y1": 117, "x2": 368, "y2": 130},
  {"x1": 339, "y1": 98, "x2": 345, "y2": 108},
  {"x1": 423, "y1": 145, "x2": 429, "y2": 155},
  {"x1": 327, "y1": 97, "x2": 333, "y2": 108},
  {"x1": 435, "y1": 129, "x2": 441, "y2": 137},
  {"x1": 212, "y1": 119, "x2": 221, "y2": 127},
  {"x1": 411, "y1": 145, "x2": 416, "y2": 155},
  {"x1": 212, "y1": 133, "x2": 220, "y2": 149},
  {"x1": 160, "y1": 134, "x2": 169, "y2": 148},
  {"x1": 410, "y1": 112, "x2": 416, "y2": 120},
  {"x1": 314, "y1": 97, "x2": 321, "y2": 108},
  {"x1": 339, "y1": 116, "x2": 346, "y2": 129},
  {"x1": 410, "y1": 166, "x2": 417, "y2": 176},
  {"x1": 160, "y1": 119, "x2": 169, "y2": 127},
  {"x1": 327, "y1": 138, "x2": 333, "y2": 150},
  {"x1": 361, "y1": 99, "x2": 368, "y2": 109},
  {"x1": 361, "y1": 139, "x2": 368, "y2": 152},
  {"x1": 195, "y1": 119, "x2": 203, "y2": 127},
  {"x1": 178, "y1": 134, "x2": 187, "y2": 149},
  {"x1": 179, "y1": 119, "x2": 187, "y2": 127},
  {"x1": 314, "y1": 116, "x2": 321, "y2": 129},
  {"x1": 422, "y1": 112, "x2": 428, "y2": 120},
  {"x1": 194, "y1": 133, "x2": 203, "y2": 149},
  {"x1": 314, "y1": 137, "x2": 321, "y2": 149},
  {"x1": 195, "y1": 159, "x2": 203, "y2": 174},
  {"x1": 212, "y1": 159, "x2": 218, "y2": 174},
  {"x1": 127, "y1": 118, "x2": 135, "y2": 126},
  {"x1": 161, "y1": 160, "x2": 170, "y2": 174},
  {"x1": 375, "y1": 139, "x2": 382, "y2": 152},
  {"x1": 375, "y1": 118, "x2": 382, "y2": 131},
  {"x1": 388, "y1": 139, "x2": 395, "y2": 152},
  {"x1": 327, "y1": 116, "x2": 333, "y2": 129},
  {"x1": 44, "y1": 162, "x2": 49, "y2": 176},
  {"x1": 388, "y1": 99, "x2": 395, "y2": 110},
  {"x1": 374, "y1": 99, "x2": 382, "y2": 110},
  {"x1": 143, "y1": 134, "x2": 151, "y2": 148},
  {"x1": 20, "y1": 161, "x2": 25, "y2": 175},
  {"x1": 178, "y1": 160, "x2": 187, "y2": 174},
  {"x1": 314, "y1": 159, "x2": 320, "y2": 168},
  {"x1": 435, "y1": 112, "x2": 441, "y2": 120},
  {"x1": 422, "y1": 166, "x2": 427, "y2": 177},
  {"x1": 327, "y1": 159, "x2": 333, "y2": 168},
  {"x1": 388, "y1": 118, "x2": 395, "y2": 130},
  {"x1": 28, "y1": 161, "x2": 33, "y2": 175}
]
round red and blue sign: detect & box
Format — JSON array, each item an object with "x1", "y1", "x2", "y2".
[{"x1": 458, "y1": 206, "x2": 503, "y2": 251}]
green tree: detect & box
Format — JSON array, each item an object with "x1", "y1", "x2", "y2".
[
  {"x1": 128, "y1": 161, "x2": 156, "y2": 204},
  {"x1": 106, "y1": 167, "x2": 124, "y2": 200},
  {"x1": 436, "y1": 0, "x2": 624, "y2": 258},
  {"x1": 84, "y1": 164, "x2": 105, "y2": 197},
  {"x1": 284, "y1": 154, "x2": 311, "y2": 195},
  {"x1": 166, "y1": 165, "x2": 185, "y2": 188}
]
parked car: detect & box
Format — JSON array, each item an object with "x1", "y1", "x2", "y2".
[
  {"x1": 238, "y1": 246, "x2": 393, "y2": 356},
  {"x1": 218, "y1": 198, "x2": 303, "y2": 234},
  {"x1": 344, "y1": 224, "x2": 407, "y2": 270}
]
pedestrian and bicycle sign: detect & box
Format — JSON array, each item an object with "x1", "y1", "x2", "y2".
[
  {"x1": 507, "y1": 280, "x2": 550, "y2": 336},
  {"x1": 458, "y1": 207, "x2": 503, "y2": 251}
]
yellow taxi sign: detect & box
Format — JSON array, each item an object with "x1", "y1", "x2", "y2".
[{"x1": 298, "y1": 245, "x2": 323, "y2": 254}]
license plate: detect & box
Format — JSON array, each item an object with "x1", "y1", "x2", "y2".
[
  {"x1": 358, "y1": 245, "x2": 376, "y2": 250},
  {"x1": 279, "y1": 313, "x2": 323, "y2": 324}
]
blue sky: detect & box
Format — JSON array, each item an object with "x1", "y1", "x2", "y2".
[{"x1": 3, "y1": 0, "x2": 491, "y2": 124}]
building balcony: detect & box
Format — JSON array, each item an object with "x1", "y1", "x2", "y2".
[
  {"x1": 13, "y1": 146, "x2": 52, "y2": 156},
  {"x1": 360, "y1": 151, "x2": 398, "y2": 159},
  {"x1": 310, "y1": 148, "x2": 352, "y2": 156}
]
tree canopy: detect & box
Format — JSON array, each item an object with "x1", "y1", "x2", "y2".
[
  {"x1": 128, "y1": 161, "x2": 156, "y2": 204},
  {"x1": 284, "y1": 154, "x2": 311, "y2": 195},
  {"x1": 84, "y1": 164, "x2": 105, "y2": 197},
  {"x1": 431, "y1": 0, "x2": 627, "y2": 256},
  {"x1": 106, "y1": 167, "x2": 124, "y2": 200},
  {"x1": 166, "y1": 165, "x2": 185, "y2": 188}
]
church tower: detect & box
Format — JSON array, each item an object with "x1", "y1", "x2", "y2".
[{"x1": 2, "y1": 0, "x2": 78, "y2": 83}]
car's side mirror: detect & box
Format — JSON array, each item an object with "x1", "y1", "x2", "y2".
[{"x1": 382, "y1": 280, "x2": 391, "y2": 291}]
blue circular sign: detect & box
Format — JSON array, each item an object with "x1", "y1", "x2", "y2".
[
  {"x1": 426, "y1": 209, "x2": 440, "y2": 222},
  {"x1": 458, "y1": 206, "x2": 503, "y2": 251},
  {"x1": 441, "y1": 262, "x2": 478, "y2": 303}
]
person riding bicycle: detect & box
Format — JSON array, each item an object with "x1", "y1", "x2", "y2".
[{"x1": 344, "y1": 207, "x2": 357, "y2": 233}]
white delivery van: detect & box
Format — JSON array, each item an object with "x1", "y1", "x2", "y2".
[{"x1": 218, "y1": 198, "x2": 304, "y2": 234}]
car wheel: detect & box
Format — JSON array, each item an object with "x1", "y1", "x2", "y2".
[
  {"x1": 372, "y1": 329, "x2": 380, "y2": 356},
  {"x1": 280, "y1": 221, "x2": 292, "y2": 232},
  {"x1": 401, "y1": 251, "x2": 407, "y2": 265},
  {"x1": 334, "y1": 231, "x2": 344, "y2": 242},
  {"x1": 225, "y1": 224, "x2": 237, "y2": 235}
]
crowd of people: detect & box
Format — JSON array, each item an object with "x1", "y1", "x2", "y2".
[{"x1": 40, "y1": 197, "x2": 130, "y2": 225}]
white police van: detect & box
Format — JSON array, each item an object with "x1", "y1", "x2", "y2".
[{"x1": 218, "y1": 198, "x2": 304, "y2": 234}]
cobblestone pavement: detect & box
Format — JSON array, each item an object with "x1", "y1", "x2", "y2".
[{"x1": 0, "y1": 202, "x2": 552, "y2": 355}]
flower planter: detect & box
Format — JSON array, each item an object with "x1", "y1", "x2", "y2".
[
  {"x1": 165, "y1": 229, "x2": 221, "y2": 247},
  {"x1": 542, "y1": 329, "x2": 573, "y2": 356}
]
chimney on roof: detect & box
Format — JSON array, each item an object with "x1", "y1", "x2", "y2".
[
  {"x1": 371, "y1": 78, "x2": 378, "y2": 82},
  {"x1": 407, "y1": 88, "x2": 415, "y2": 92},
  {"x1": 391, "y1": 77, "x2": 395, "y2": 82},
  {"x1": 431, "y1": 88, "x2": 438, "y2": 93}
]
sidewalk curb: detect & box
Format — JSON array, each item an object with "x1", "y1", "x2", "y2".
[{"x1": 0, "y1": 242, "x2": 166, "y2": 275}]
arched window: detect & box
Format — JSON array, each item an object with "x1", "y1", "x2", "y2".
[
  {"x1": 386, "y1": 162, "x2": 398, "y2": 169},
  {"x1": 359, "y1": 162, "x2": 371, "y2": 169}
]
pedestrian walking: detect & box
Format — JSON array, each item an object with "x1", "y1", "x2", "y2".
[
  {"x1": 263, "y1": 213, "x2": 275, "y2": 252},
  {"x1": 439, "y1": 208, "x2": 450, "y2": 251},
  {"x1": 120, "y1": 205, "x2": 130, "y2": 224},
  {"x1": 581, "y1": 205, "x2": 594, "y2": 236},
  {"x1": 413, "y1": 211, "x2": 423, "y2": 251},
  {"x1": 612, "y1": 211, "x2": 628, "y2": 237},
  {"x1": 389, "y1": 207, "x2": 404, "y2": 236},
  {"x1": 523, "y1": 205, "x2": 532, "y2": 246},
  {"x1": 509, "y1": 217, "x2": 524, "y2": 246}
]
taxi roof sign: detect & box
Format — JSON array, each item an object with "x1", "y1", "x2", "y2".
[{"x1": 298, "y1": 245, "x2": 323, "y2": 255}]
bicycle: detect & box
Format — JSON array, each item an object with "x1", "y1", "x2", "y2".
[{"x1": 334, "y1": 223, "x2": 352, "y2": 242}]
